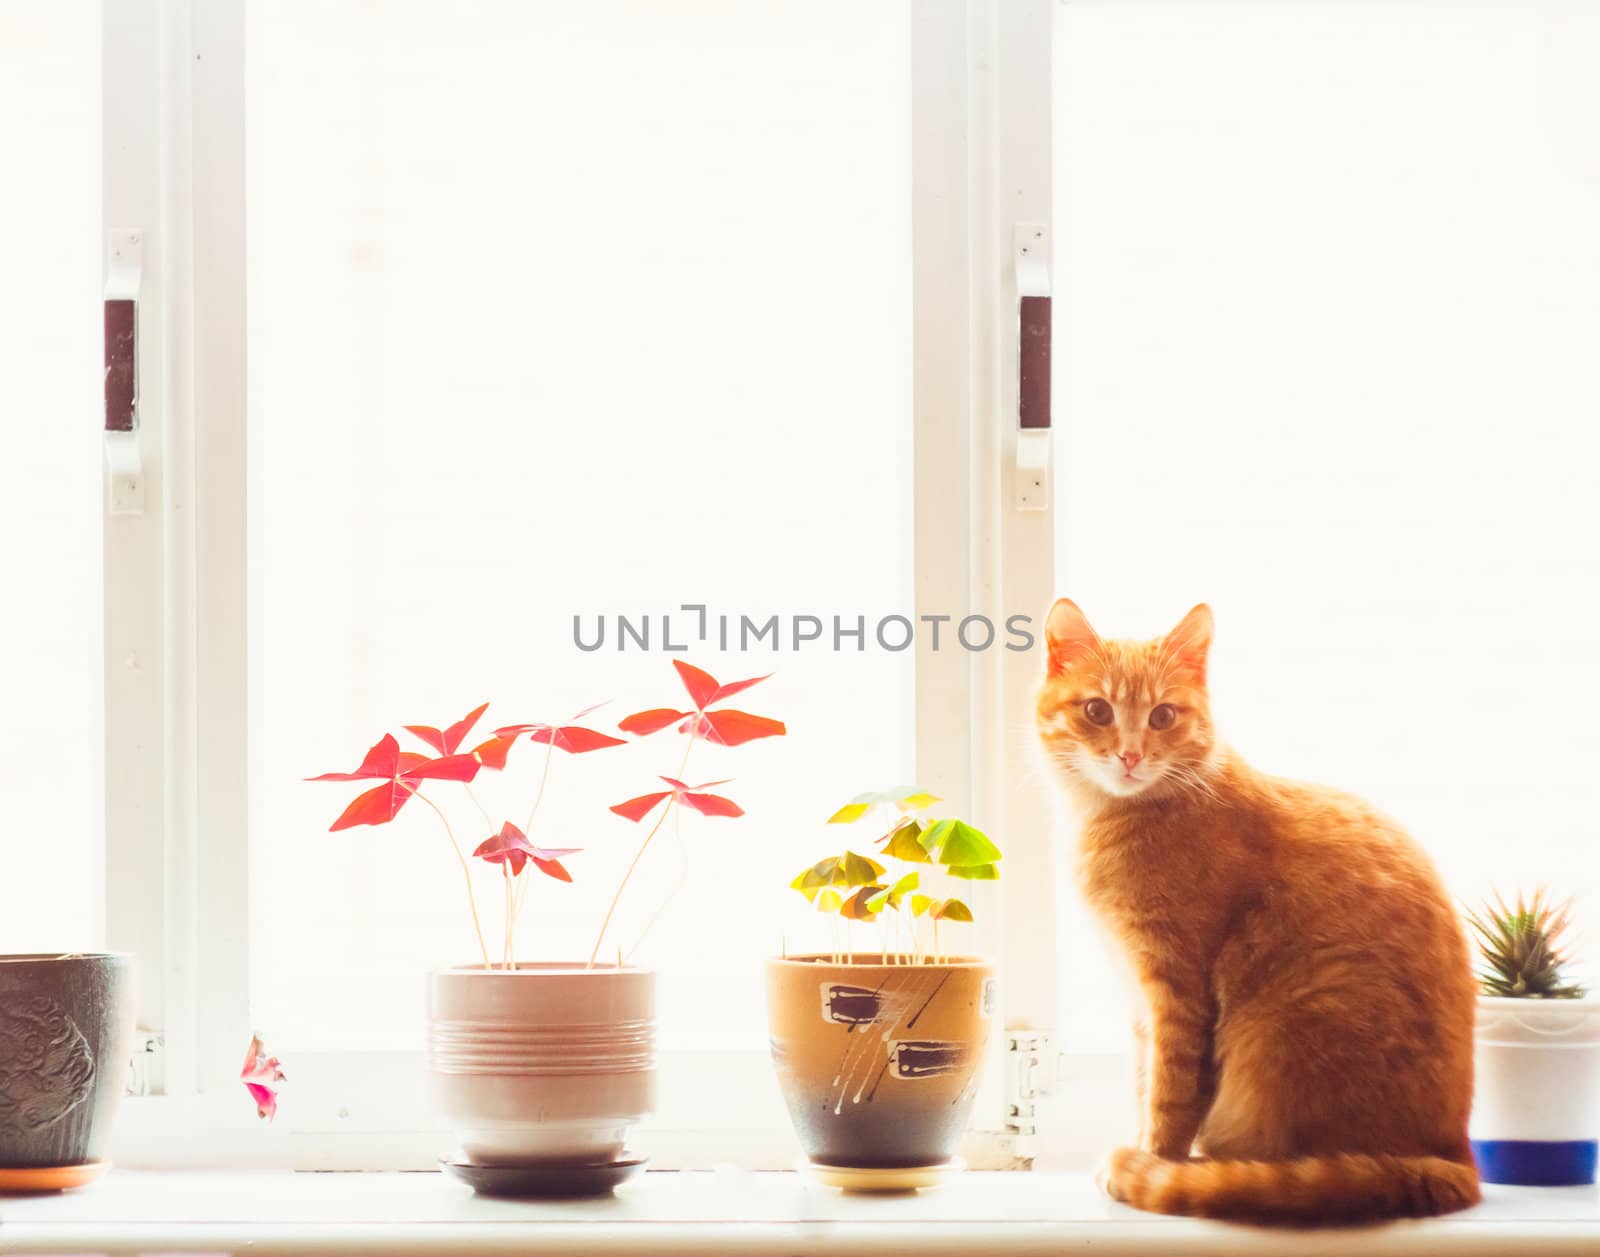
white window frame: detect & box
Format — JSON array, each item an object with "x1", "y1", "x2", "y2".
[{"x1": 101, "y1": 0, "x2": 1064, "y2": 1170}]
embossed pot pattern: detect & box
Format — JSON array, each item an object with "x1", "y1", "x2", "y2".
[
  {"x1": 0, "y1": 953, "x2": 134, "y2": 1169},
  {"x1": 426, "y1": 964, "x2": 656, "y2": 1167}
]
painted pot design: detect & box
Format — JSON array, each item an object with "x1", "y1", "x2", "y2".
[
  {"x1": 426, "y1": 964, "x2": 655, "y2": 1166},
  {"x1": 765, "y1": 955, "x2": 996, "y2": 1169},
  {"x1": 0, "y1": 954, "x2": 134, "y2": 1170},
  {"x1": 1470, "y1": 995, "x2": 1600, "y2": 1185}
]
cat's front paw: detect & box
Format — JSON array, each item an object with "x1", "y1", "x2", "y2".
[{"x1": 1097, "y1": 1146, "x2": 1142, "y2": 1202}]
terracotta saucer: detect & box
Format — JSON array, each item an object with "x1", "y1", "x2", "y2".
[
  {"x1": 440, "y1": 1155, "x2": 647, "y2": 1198},
  {"x1": 805, "y1": 1156, "x2": 964, "y2": 1193},
  {"x1": 0, "y1": 1159, "x2": 111, "y2": 1194}
]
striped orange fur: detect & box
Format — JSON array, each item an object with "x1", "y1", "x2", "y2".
[{"x1": 1037, "y1": 599, "x2": 1480, "y2": 1225}]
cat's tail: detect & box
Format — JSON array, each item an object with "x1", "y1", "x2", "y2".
[{"x1": 1105, "y1": 1146, "x2": 1481, "y2": 1225}]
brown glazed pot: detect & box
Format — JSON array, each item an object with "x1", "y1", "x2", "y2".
[
  {"x1": 766, "y1": 954, "x2": 997, "y2": 1169},
  {"x1": 0, "y1": 954, "x2": 134, "y2": 1169},
  {"x1": 426, "y1": 964, "x2": 655, "y2": 1166}
]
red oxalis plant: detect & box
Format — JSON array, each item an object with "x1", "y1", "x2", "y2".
[
  {"x1": 309, "y1": 702, "x2": 622, "y2": 968},
  {"x1": 590, "y1": 661, "x2": 785, "y2": 966},
  {"x1": 309, "y1": 666, "x2": 783, "y2": 971}
]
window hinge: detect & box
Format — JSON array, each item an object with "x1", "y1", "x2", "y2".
[
  {"x1": 1003, "y1": 1029, "x2": 1056, "y2": 1163},
  {"x1": 127, "y1": 1028, "x2": 164, "y2": 1097}
]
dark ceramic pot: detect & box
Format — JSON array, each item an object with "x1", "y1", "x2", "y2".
[
  {"x1": 765, "y1": 954, "x2": 997, "y2": 1169},
  {"x1": 0, "y1": 954, "x2": 134, "y2": 1168}
]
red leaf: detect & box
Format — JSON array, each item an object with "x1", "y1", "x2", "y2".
[
  {"x1": 672, "y1": 660, "x2": 720, "y2": 710},
  {"x1": 618, "y1": 708, "x2": 689, "y2": 736},
  {"x1": 354, "y1": 735, "x2": 401, "y2": 777},
  {"x1": 532, "y1": 856, "x2": 573, "y2": 882},
  {"x1": 404, "y1": 702, "x2": 489, "y2": 756},
  {"x1": 475, "y1": 821, "x2": 533, "y2": 874},
  {"x1": 532, "y1": 725, "x2": 627, "y2": 754},
  {"x1": 328, "y1": 779, "x2": 414, "y2": 830},
  {"x1": 681, "y1": 790, "x2": 743, "y2": 818},
  {"x1": 610, "y1": 791, "x2": 671, "y2": 822},
  {"x1": 711, "y1": 673, "x2": 773, "y2": 704},
  {"x1": 470, "y1": 734, "x2": 516, "y2": 770},
  {"x1": 307, "y1": 734, "x2": 401, "y2": 782},
  {"x1": 401, "y1": 753, "x2": 481, "y2": 784},
  {"x1": 402, "y1": 726, "x2": 447, "y2": 756},
  {"x1": 695, "y1": 709, "x2": 787, "y2": 747}
]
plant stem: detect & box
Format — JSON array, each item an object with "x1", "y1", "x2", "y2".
[
  {"x1": 417, "y1": 791, "x2": 490, "y2": 968},
  {"x1": 587, "y1": 732, "x2": 696, "y2": 968},
  {"x1": 623, "y1": 786, "x2": 691, "y2": 963},
  {"x1": 464, "y1": 784, "x2": 494, "y2": 832},
  {"x1": 523, "y1": 736, "x2": 557, "y2": 836},
  {"x1": 501, "y1": 866, "x2": 511, "y2": 968}
]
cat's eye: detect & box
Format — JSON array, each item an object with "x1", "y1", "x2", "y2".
[
  {"x1": 1148, "y1": 703, "x2": 1177, "y2": 731},
  {"x1": 1083, "y1": 698, "x2": 1114, "y2": 726}
]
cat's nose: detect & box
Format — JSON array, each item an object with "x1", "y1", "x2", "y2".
[{"x1": 1119, "y1": 751, "x2": 1143, "y2": 771}]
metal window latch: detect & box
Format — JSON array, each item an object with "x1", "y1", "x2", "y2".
[
  {"x1": 104, "y1": 229, "x2": 145, "y2": 516},
  {"x1": 126, "y1": 1029, "x2": 164, "y2": 1097},
  {"x1": 1014, "y1": 222, "x2": 1051, "y2": 512},
  {"x1": 1004, "y1": 1029, "x2": 1056, "y2": 1161}
]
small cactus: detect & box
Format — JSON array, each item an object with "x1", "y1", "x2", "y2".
[{"x1": 1465, "y1": 889, "x2": 1586, "y2": 999}]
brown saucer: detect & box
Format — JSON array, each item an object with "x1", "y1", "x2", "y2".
[
  {"x1": 0, "y1": 1159, "x2": 111, "y2": 1194},
  {"x1": 440, "y1": 1154, "x2": 647, "y2": 1198}
]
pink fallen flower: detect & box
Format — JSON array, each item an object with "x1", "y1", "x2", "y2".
[{"x1": 241, "y1": 1032, "x2": 285, "y2": 1121}]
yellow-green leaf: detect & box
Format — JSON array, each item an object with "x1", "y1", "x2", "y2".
[
  {"x1": 933, "y1": 898, "x2": 973, "y2": 923},
  {"x1": 896, "y1": 789, "x2": 943, "y2": 813},
  {"x1": 883, "y1": 819, "x2": 931, "y2": 864},
  {"x1": 840, "y1": 850, "x2": 887, "y2": 886},
  {"x1": 910, "y1": 893, "x2": 933, "y2": 918},
  {"x1": 923, "y1": 818, "x2": 1003, "y2": 869},
  {"x1": 840, "y1": 885, "x2": 884, "y2": 921},
  {"x1": 827, "y1": 802, "x2": 871, "y2": 825},
  {"x1": 816, "y1": 888, "x2": 843, "y2": 913},
  {"x1": 947, "y1": 861, "x2": 999, "y2": 881}
]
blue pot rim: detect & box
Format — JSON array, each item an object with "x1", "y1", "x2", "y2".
[{"x1": 1471, "y1": 1138, "x2": 1598, "y2": 1186}]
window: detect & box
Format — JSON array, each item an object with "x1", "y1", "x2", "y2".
[
  {"x1": 1051, "y1": 0, "x2": 1600, "y2": 1054},
  {"x1": 0, "y1": 1, "x2": 102, "y2": 954},
  {"x1": 95, "y1": 0, "x2": 1040, "y2": 1169},
  {"x1": 68, "y1": 0, "x2": 1595, "y2": 1176}
]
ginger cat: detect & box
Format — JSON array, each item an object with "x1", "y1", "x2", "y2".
[{"x1": 1036, "y1": 598, "x2": 1479, "y2": 1224}]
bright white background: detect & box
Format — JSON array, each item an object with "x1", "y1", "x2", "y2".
[
  {"x1": 0, "y1": 1, "x2": 103, "y2": 954},
  {"x1": 1054, "y1": 0, "x2": 1600, "y2": 1048},
  {"x1": 245, "y1": 0, "x2": 919, "y2": 1051}
]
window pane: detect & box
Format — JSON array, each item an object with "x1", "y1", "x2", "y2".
[
  {"x1": 0, "y1": 3, "x2": 102, "y2": 952},
  {"x1": 247, "y1": 0, "x2": 912, "y2": 1049},
  {"x1": 1055, "y1": 0, "x2": 1600, "y2": 1046}
]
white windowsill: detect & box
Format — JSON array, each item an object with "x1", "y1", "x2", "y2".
[{"x1": 1, "y1": 1170, "x2": 1598, "y2": 1255}]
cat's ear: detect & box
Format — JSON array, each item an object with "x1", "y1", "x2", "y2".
[
  {"x1": 1163, "y1": 603, "x2": 1214, "y2": 682},
  {"x1": 1044, "y1": 598, "x2": 1101, "y2": 674}
]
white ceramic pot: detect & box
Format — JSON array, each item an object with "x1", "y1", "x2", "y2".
[
  {"x1": 1470, "y1": 995, "x2": 1600, "y2": 1185},
  {"x1": 426, "y1": 964, "x2": 655, "y2": 1166}
]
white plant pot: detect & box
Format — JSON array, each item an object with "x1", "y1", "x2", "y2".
[
  {"x1": 426, "y1": 964, "x2": 655, "y2": 1168},
  {"x1": 1470, "y1": 995, "x2": 1600, "y2": 1185}
]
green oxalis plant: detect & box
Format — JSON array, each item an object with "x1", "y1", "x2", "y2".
[{"x1": 788, "y1": 786, "x2": 1002, "y2": 965}]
